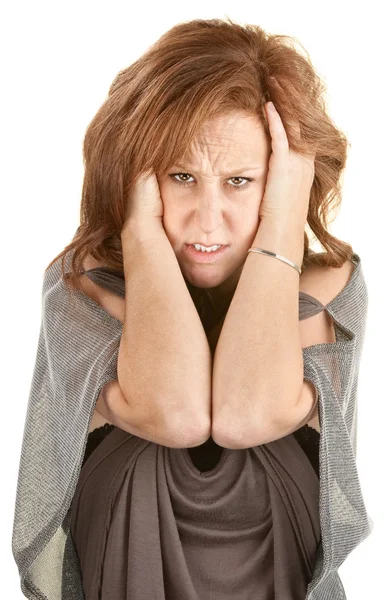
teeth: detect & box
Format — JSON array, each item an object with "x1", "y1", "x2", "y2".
[{"x1": 193, "y1": 244, "x2": 221, "y2": 252}]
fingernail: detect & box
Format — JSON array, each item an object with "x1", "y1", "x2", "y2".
[{"x1": 267, "y1": 102, "x2": 276, "y2": 112}]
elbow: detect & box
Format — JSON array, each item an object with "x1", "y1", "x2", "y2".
[
  {"x1": 211, "y1": 411, "x2": 264, "y2": 449},
  {"x1": 167, "y1": 409, "x2": 212, "y2": 449},
  {"x1": 211, "y1": 397, "x2": 288, "y2": 450},
  {"x1": 103, "y1": 380, "x2": 211, "y2": 449}
]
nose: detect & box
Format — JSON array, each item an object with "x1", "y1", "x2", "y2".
[{"x1": 193, "y1": 192, "x2": 224, "y2": 235}]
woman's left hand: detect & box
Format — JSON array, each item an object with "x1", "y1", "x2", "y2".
[{"x1": 258, "y1": 100, "x2": 315, "y2": 227}]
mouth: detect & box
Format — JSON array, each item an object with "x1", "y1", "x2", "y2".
[{"x1": 184, "y1": 243, "x2": 229, "y2": 263}]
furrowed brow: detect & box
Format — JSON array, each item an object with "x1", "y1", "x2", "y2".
[{"x1": 172, "y1": 164, "x2": 264, "y2": 175}]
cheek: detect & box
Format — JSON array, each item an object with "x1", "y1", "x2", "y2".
[
  {"x1": 159, "y1": 182, "x2": 182, "y2": 217},
  {"x1": 238, "y1": 194, "x2": 263, "y2": 225},
  {"x1": 158, "y1": 181, "x2": 193, "y2": 247},
  {"x1": 237, "y1": 204, "x2": 262, "y2": 245},
  {"x1": 243, "y1": 220, "x2": 261, "y2": 246},
  {"x1": 160, "y1": 189, "x2": 187, "y2": 229},
  {"x1": 160, "y1": 209, "x2": 184, "y2": 247}
]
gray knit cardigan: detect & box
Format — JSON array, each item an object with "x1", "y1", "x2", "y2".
[{"x1": 11, "y1": 249, "x2": 374, "y2": 599}]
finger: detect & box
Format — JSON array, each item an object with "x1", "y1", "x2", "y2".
[
  {"x1": 268, "y1": 78, "x2": 302, "y2": 145},
  {"x1": 265, "y1": 102, "x2": 289, "y2": 158}
]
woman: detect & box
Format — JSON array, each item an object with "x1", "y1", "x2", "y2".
[{"x1": 12, "y1": 17, "x2": 373, "y2": 599}]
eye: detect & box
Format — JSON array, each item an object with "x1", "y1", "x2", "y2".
[
  {"x1": 169, "y1": 173, "x2": 195, "y2": 186},
  {"x1": 168, "y1": 172, "x2": 253, "y2": 191}
]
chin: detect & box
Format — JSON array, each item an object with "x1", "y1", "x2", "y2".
[{"x1": 181, "y1": 269, "x2": 226, "y2": 290}]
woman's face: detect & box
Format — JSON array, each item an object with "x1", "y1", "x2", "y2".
[{"x1": 158, "y1": 110, "x2": 271, "y2": 301}]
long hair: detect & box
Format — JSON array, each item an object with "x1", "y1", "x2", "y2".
[{"x1": 46, "y1": 16, "x2": 354, "y2": 319}]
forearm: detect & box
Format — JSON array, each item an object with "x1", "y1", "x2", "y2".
[
  {"x1": 211, "y1": 216, "x2": 305, "y2": 444},
  {"x1": 118, "y1": 220, "x2": 212, "y2": 440}
]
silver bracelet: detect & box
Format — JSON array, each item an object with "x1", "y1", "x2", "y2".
[{"x1": 247, "y1": 247, "x2": 302, "y2": 275}]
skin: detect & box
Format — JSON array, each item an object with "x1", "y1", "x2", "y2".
[{"x1": 157, "y1": 110, "x2": 272, "y2": 309}]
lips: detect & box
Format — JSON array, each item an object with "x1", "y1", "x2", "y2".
[
  {"x1": 187, "y1": 243, "x2": 228, "y2": 249},
  {"x1": 190, "y1": 243, "x2": 226, "y2": 248},
  {"x1": 184, "y1": 243, "x2": 229, "y2": 262}
]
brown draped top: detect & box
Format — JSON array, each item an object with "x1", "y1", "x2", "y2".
[{"x1": 68, "y1": 266, "x2": 323, "y2": 599}]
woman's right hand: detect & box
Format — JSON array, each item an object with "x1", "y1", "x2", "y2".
[{"x1": 123, "y1": 169, "x2": 164, "y2": 227}]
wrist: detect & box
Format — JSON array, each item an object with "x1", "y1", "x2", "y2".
[
  {"x1": 121, "y1": 217, "x2": 166, "y2": 245},
  {"x1": 257, "y1": 214, "x2": 305, "y2": 234},
  {"x1": 251, "y1": 216, "x2": 305, "y2": 267},
  {"x1": 120, "y1": 218, "x2": 171, "y2": 274}
]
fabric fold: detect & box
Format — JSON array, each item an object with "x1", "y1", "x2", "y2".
[
  {"x1": 69, "y1": 424, "x2": 320, "y2": 599},
  {"x1": 11, "y1": 248, "x2": 373, "y2": 600}
]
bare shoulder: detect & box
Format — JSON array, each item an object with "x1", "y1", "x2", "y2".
[
  {"x1": 297, "y1": 257, "x2": 355, "y2": 434},
  {"x1": 298, "y1": 257, "x2": 355, "y2": 347},
  {"x1": 299, "y1": 254, "x2": 355, "y2": 297},
  {"x1": 299, "y1": 256, "x2": 355, "y2": 306},
  {"x1": 76, "y1": 254, "x2": 125, "y2": 324}
]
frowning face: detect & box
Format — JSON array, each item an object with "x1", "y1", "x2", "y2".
[{"x1": 157, "y1": 110, "x2": 271, "y2": 303}]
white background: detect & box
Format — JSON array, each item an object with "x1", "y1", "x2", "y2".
[{"x1": 2, "y1": 1, "x2": 382, "y2": 597}]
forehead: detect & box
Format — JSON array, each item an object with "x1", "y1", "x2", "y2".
[{"x1": 180, "y1": 111, "x2": 270, "y2": 171}]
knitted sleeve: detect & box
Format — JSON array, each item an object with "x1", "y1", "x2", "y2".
[
  {"x1": 12, "y1": 256, "x2": 123, "y2": 600},
  {"x1": 300, "y1": 252, "x2": 374, "y2": 598}
]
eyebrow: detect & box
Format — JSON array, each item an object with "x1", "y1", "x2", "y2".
[{"x1": 172, "y1": 164, "x2": 264, "y2": 176}]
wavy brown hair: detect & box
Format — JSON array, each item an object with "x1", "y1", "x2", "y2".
[{"x1": 46, "y1": 16, "x2": 354, "y2": 317}]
